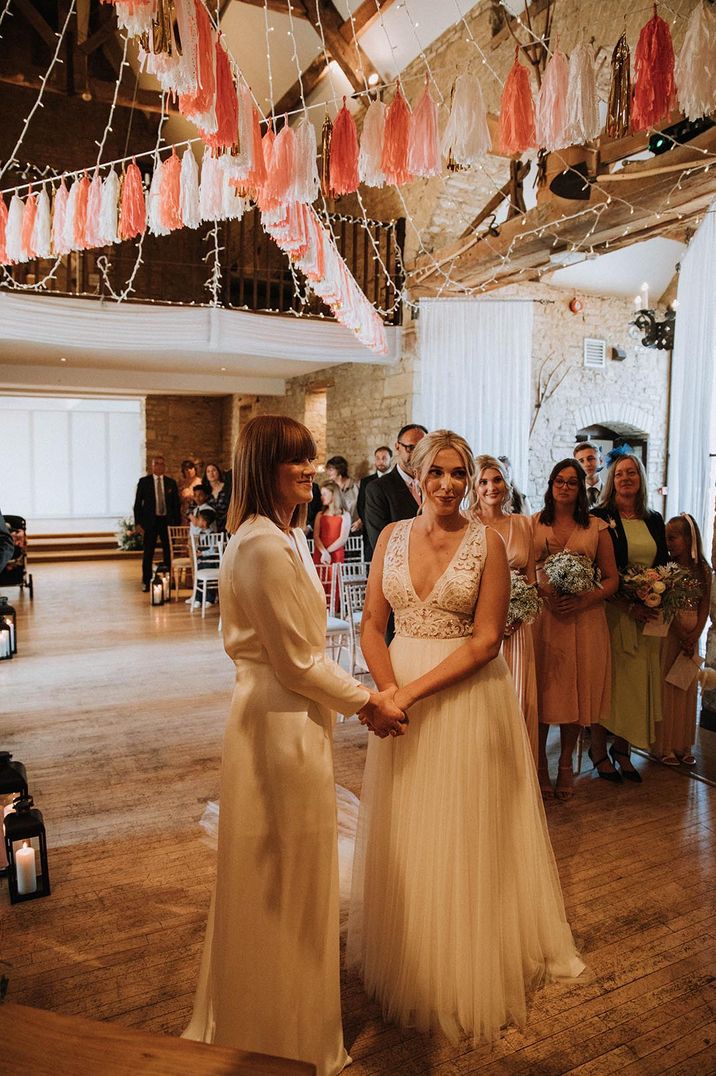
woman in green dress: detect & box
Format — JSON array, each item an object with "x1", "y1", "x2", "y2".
[{"x1": 592, "y1": 454, "x2": 668, "y2": 782}]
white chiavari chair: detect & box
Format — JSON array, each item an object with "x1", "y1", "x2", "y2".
[
  {"x1": 306, "y1": 537, "x2": 314, "y2": 556},
  {"x1": 189, "y1": 531, "x2": 226, "y2": 617},
  {"x1": 314, "y1": 563, "x2": 350, "y2": 672},
  {"x1": 336, "y1": 561, "x2": 369, "y2": 620},
  {"x1": 343, "y1": 578, "x2": 368, "y2": 678},
  {"x1": 344, "y1": 535, "x2": 364, "y2": 561}
]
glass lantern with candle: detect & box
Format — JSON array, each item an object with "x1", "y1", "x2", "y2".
[
  {"x1": 0, "y1": 753, "x2": 28, "y2": 876},
  {"x1": 0, "y1": 597, "x2": 16, "y2": 655},
  {"x1": 156, "y1": 562, "x2": 171, "y2": 602},
  {"x1": 0, "y1": 620, "x2": 11, "y2": 661},
  {"x1": 150, "y1": 568, "x2": 165, "y2": 606},
  {"x1": 4, "y1": 795, "x2": 51, "y2": 903}
]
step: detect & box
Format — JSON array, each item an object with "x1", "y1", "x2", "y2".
[
  {"x1": 29, "y1": 548, "x2": 143, "y2": 563},
  {"x1": 30, "y1": 531, "x2": 119, "y2": 540},
  {"x1": 29, "y1": 536, "x2": 121, "y2": 551}
]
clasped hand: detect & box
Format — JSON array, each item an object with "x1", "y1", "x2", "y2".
[{"x1": 359, "y1": 687, "x2": 408, "y2": 738}]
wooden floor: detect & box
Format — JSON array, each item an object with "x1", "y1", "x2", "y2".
[{"x1": 2, "y1": 562, "x2": 715, "y2": 1074}]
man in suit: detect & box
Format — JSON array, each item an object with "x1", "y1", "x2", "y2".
[
  {"x1": 574, "y1": 441, "x2": 603, "y2": 507},
  {"x1": 364, "y1": 424, "x2": 427, "y2": 554},
  {"x1": 133, "y1": 455, "x2": 181, "y2": 591},
  {"x1": 356, "y1": 445, "x2": 394, "y2": 560}
]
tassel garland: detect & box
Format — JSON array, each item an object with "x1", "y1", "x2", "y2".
[
  {"x1": 119, "y1": 161, "x2": 147, "y2": 240},
  {"x1": 330, "y1": 99, "x2": 360, "y2": 195},
  {"x1": 632, "y1": 5, "x2": 676, "y2": 130},
  {"x1": 564, "y1": 42, "x2": 601, "y2": 145},
  {"x1": 407, "y1": 82, "x2": 441, "y2": 178},
  {"x1": 675, "y1": 0, "x2": 716, "y2": 122},
  {"x1": 536, "y1": 49, "x2": 570, "y2": 152},
  {"x1": 359, "y1": 99, "x2": 387, "y2": 186},
  {"x1": 442, "y1": 73, "x2": 491, "y2": 168},
  {"x1": 606, "y1": 32, "x2": 631, "y2": 138},
  {"x1": 381, "y1": 88, "x2": 412, "y2": 186},
  {"x1": 499, "y1": 49, "x2": 535, "y2": 154}
]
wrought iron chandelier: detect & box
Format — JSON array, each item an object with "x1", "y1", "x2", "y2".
[{"x1": 629, "y1": 282, "x2": 677, "y2": 350}]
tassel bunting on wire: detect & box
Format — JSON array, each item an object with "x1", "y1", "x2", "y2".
[
  {"x1": 536, "y1": 49, "x2": 570, "y2": 151},
  {"x1": 320, "y1": 114, "x2": 333, "y2": 198},
  {"x1": 381, "y1": 87, "x2": 412, "y2": 186},
  {"x1": 293, "y1": 119, "x2": 319, "y2": 205},
  {"x1": 32, "y1": 187, "x2": 52, "y2": 258},
  {"x1": 201, "y1": 38, "x2": 238, "y2": 151},
  {"x1": 408, "y1": 81, "x2": 441, "y2": 178},
  {"x1": 85, "y1": 171, "x2": 104, "y2": 248},
  {"x1": 21, "y1": 191, "x2": 38, "y2": 259},
  {"x1": 51, "y1": 180, "x2": 70, "y2": 255},
  {"x1": 606, "y1": 32, "x2": 631, "y2": 138},
  {"x1": 632, "y1": 5, "x2": 676, "y2": 131},
  {"x1": 359, "y1": 99, "x2": 387, "y2": 186},
  {"x1": 6, "y1": 194, "x2": 27, "y2": 263},
  {"x1": 99, "y1": 168, "x2": 120, "y2": 245},
  {"x1": 675, "y1": 0, "x2": 716, "y2": 122},
  {"x1": 0, "y1": 197, "x2": 8, "y2": 264},
  {"x1": 118, "y1": 161, "x2": 147, "y2": 240},
  {"x1": 564, "y1": 42, "x2": 601, "y2": 145},
  {"x1": 330, "y1": 98, "x2": 360, "y2": 195},
  {"x1": 441, "y1": 73, "x2": 491, "y2": 169},
  {"x1": 499, "y1": 49, "x2": 535, "y2": 154},
  {"x1": 180, "y1": 148, "x2": 201, "y2": 227}
]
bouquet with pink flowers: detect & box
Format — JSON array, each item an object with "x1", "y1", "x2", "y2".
[{"x1": 620, "y1": 563, "x2": 702, "y2": 618}]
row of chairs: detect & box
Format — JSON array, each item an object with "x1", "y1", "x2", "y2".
[
  {"x1": 168, "y1": 526, "x2": 226, "y2": 617},
  {"x1": 306, "y1": 535, "x2": 365, "y2": 561}
]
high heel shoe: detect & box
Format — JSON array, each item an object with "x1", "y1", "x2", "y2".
[
  {"x1": 538, "y1": 765, "x2": 553, "y2": 799},
  {"x1": 555, "y1": 764, "x2": 575, "y2": 801},
  {"x1": 608, "y1": 745, "x2": 642, "y2": 783},
  {"x1": 588, "y1": 747, "x2": 622, "y2": 783}
]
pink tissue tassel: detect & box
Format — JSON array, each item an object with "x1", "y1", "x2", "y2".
[
  {"x1": 536, "y1": 48, "x2": 570, "y2": 151},
  {"x1": 564, "y1": 42, "x2": 601, "y2": 144},
  {"x1": 21, "y1": 190, "x2": 38, "y2": 258},
  {"x1": 292, "y1": 120, "x2": 319, "y2": 204},
  {"x1": 407, "y1": 81, "x2": 441, "y2": 178},
  {"x1": 441, "y1": 73, "x2": 491, "y2": 168},
  {"x1": 85, "y1": 171, "x2": 104, "y2": 248},
  {"x1": 73, "y1": 174, "x2": 91, "y2": 250},
  {"x1": 381, "y1": 88, "x2": 413, "y2": 186},
  {"x1": 51, "y1": 180, "x2": 70, "y2": 255},
  {"x1": 6, "y1": 194, "x2": 28, "y2": 262},
  {"x1": 499, "y1": 48, "x2": 535, "y2": 154},
  {"x1": 675, "y1": 1, "x2": 716, "y2": 121},
  {"x1": 159, "y1": 151, "x2": 183, "y2": 232},
  {"x1": 330, "y1": 98, "x2": 360, "y2": 195},
  {"x1": 359, "y1": 99, "x2": 387, "y2": 187},
  {"x1": 265, "y1": 121, "x2": 296, "y2": 206}
]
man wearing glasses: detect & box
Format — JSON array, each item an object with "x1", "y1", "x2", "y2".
[{"x1": 364, "y1": 423, "x2": 428, "y2": 555}]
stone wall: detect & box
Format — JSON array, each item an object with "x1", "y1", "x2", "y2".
[{"x1": 144, "y1": 395, "x2": 231, "y2": 479}]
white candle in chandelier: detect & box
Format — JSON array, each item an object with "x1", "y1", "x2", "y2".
[
  {"x1": 640, "y1": 281, "x2": 649, "y2": 309},
  {"x1": 633, "y1": 295, "x2": 641, "y2": 310},
  {"x1": 15, "y1": 841, "x2": 37, "y2": 895}
]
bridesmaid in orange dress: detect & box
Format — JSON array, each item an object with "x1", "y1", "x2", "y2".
[
  {"x1": 471, "y1": 455, "x2": 539, "y2": 767},
  {"x1": 532, "y1": 460, "x2": 619, "y2": 800}
]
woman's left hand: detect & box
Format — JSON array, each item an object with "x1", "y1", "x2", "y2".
[{"x1": 320, "y1": 549, "x2": 331, "y2": 566}]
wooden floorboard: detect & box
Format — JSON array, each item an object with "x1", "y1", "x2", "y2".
[{"x1": 1, "y1": 561, "x2": 715, "y2": 1073}]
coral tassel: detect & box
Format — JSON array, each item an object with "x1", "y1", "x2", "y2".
[
  {"x1": 73, "y1": 174, "x2": 91, "y2": 249},
  {"x1": 381, "y1": 87, "x2": 412, "y2": 186},
  {"x1": 119, "y1": 161, "x2": 147, "y2": 240},
  {"x1": 22, "y1": 191, "x2": 38, "y2": 258},
  {"x1": 201, "y1": 37, "x2": 238, "y2": 151},
  {"x1": 359, "y1": 99, "x2": 387, "y2": 186},
  {"x1": 408, "y1": 82, "x2": 441, "y2": 178},
  {"x1": 266, "y1": 120, "x2": 296, "y2": 205},
  {"x1": 0, "y1": 197, "x2": 8, "y2": 264},
  {"x1": 160, "y1": 151, "x2": 183, "y2": 231},
  {"x1": 51, "y1": 180, "x2": 70, "y2": 255},
  {"x1": 675, "y1": 0, "x2": 716, "y2": 121},
  {"x1": 330, "y1": 98, "x2": 360, "y2": 195},
  {"x1": 246, "y1": 105, "x2": 268, "y2": 190},
  {"x1": 499, "y1": 48, "x2": 535, "y2": 154},
  {"x1": 178, "y1": 0, "x2": 217, "y2": 131},
  {"x1": 632, "y1": 5, "x2": 676, "y2": 130},
  {"x1": 257, "y1": 124, "x2": 279, "y2": 211},
  {"x1": 536, "y1": 49, "x2": 570, "y2": 151}
]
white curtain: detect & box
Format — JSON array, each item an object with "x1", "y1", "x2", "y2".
[
  {"x1": 666, "y1": 206, "x2": 716, "y2": 539},
  {"x1": 417, "y1": 298, "x2": 533, "y2": 489}
]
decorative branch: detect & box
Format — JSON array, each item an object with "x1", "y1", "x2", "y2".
[{"x1": 530, "y1": 349, "x2": 571, "y2": 436}]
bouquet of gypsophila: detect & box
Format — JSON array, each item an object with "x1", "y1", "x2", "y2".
[
  {"x1": 116, "y1": 516, "x2": 143, "y2": 551},
  {"x1": 543, "y1": 551, "x2": 601, "y2": 595},
  {"x1": 620, "y1": 563, "x2": 702, "y2": 618},
  {"x1": 506, "y1": 571, "x2": 543, "y2": 629}
]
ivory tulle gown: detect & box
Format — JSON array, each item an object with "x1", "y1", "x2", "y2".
[{"x1": 346, "y1": 518, "x2": 585, "y2": 1044}]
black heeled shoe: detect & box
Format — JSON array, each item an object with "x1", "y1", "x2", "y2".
[
  {"x1": 588, "y1": 747, "x2": 622, "y2": 783},
  {"x1": 608, "y1": 745, "x2": 642, "y2": 783}
]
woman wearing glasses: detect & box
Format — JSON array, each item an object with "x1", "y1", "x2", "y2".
[{"x1": 532, "y1": 460, "x2": 618, "y2": 799}]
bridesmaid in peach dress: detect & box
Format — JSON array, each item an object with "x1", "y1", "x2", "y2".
[
  {"x1": 532, "y1": 460, "x2": 619, "y2": 800},
  {"x1": 471, "y1": 455, "x2": 539, "y2": 767}
]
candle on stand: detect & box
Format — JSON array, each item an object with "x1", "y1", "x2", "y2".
[
  {"x1": 2, "y1": 618, "x2": 15, "y2": 651},
  {"x1": 640, "y1": 281, "x2": 649, "y2": 309},
  {"x1": 633, "y1": 295, "x2": 642, "y2": 310},
  {"x1": 15, "y1": 841, "x2": 37, "y2": 895}
]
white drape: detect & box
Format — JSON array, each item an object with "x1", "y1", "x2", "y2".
[
  {"x1": 417, "y1": 298, "x2": 533, "y2": 489},
  {"x1": 666, "y1": 206, "x2": 716, "y2": 539}
]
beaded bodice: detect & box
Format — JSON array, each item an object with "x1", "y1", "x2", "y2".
[{"x1": 383, "y1": 518, "x2": 485, "y2": 639}]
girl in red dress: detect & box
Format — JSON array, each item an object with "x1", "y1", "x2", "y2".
[{"x1": 313, "y1": 482, "x2": 351, "y2": 611}]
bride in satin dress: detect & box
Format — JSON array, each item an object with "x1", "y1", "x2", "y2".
[
  {"x1": 183, "y1": 415, "x2": 405, "y2": 1076},
  {"x1": 347, "y1": 430, "x2": 584, "y2": 1044}
]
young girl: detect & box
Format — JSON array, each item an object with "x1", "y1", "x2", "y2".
[
  {"x1": 656, "y1": 514, "x2": 712, "y2": 766},
  {"x1": 312, "y1": 482, "x2": 351, "y2": 568}
]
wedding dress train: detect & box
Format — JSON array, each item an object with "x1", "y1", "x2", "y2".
[{"x1": 346, "y1": 519, "x2": 585, "y2": 1044}]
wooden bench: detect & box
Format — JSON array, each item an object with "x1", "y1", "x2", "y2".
[{"x1": 0, "y1": 1002, "x2": 316, "y2": 1075}]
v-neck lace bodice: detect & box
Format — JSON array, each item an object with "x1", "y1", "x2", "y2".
[{"x1": 383, "y1": 518, "x2": 486, "y2": 639}]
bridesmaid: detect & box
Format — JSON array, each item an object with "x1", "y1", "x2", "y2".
[
  {"x1": 532, "y1": 460, "x2": 618, "y2": 799},
  {"x1": 655, "y1": 514, "x2": 712, "y2": 766},
  {"x1": 593, "y1": 453, "x2": 668, "y2": 781},
  {"x1": 471, "y1": 454, "x2": 539, "y2": 767}
]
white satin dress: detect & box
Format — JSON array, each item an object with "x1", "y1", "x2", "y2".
[
  {"x1": 184, "y1": 515, "x2": 369, "y2": 1075},
  {"x1": 347, "y1": 518, "x2": 584, "y2": 1044}
]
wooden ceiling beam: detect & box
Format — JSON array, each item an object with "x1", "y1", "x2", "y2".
[
  {"x1": 338, "y1": 0, "x2": 397, "y2": 41},
  {"x1": 300, "y1": 0, "x2": 379, "y2": 93},
  {"x1": 234, "y1": 0, "x2": 310, "y2": 18},
  {"x1": 273, "y1": 54, "x2": 329, "y2": 117},
  {"x1": 13, "y1": 0, "x2": 57, "y2": 49}
]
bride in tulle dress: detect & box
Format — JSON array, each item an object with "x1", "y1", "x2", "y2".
[{"x1": 347, "y1": 430, "x2": 585, "y2": 1044}]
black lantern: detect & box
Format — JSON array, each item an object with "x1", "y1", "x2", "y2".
[
  {"x1": 0, "y1": 752, "x2": 28, "y2": 877},
  {"x1": 150, "y1": 567, "x2": 165, "y2": 606},
  {"x1": 0, "y1": 597, "x2": 16, "y2": 655},
  {"x1": 4, "y1": 795, "x2": 51, "y2": 902},
  {"x1": 0, "y1": 620, "x2": 11, "y2": 660},
  {"x1": 156, "y1": 562, "x2": 171, "y2": 602}
]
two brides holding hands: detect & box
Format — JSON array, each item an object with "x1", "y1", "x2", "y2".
[{"x1": 184, "y1": 417, "x2": 583, "y2": 1075}]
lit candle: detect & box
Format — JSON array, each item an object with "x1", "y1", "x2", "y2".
[
  {"x1": 0, "y1": 631, "x2": 9, "y2": 659},
  {"x1": 640, "y1": 281, "x2": 649, "y2": 309},
  {"x1": 151, "y1": 582, "x2": 163, "y2": 606},
  {"x1": 633, "y1": 294, "x2": 642, "y2": 310},
  {"x1": 2, "y1": 617, "x2": 14, "y2": 651},
  {"x1": 16, "y1": 841, "x2": 37, "y2": 895}
]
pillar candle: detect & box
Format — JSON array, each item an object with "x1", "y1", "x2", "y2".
[{"x1": 16, "y1": 841, "x2": 37, "y2": 895}]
